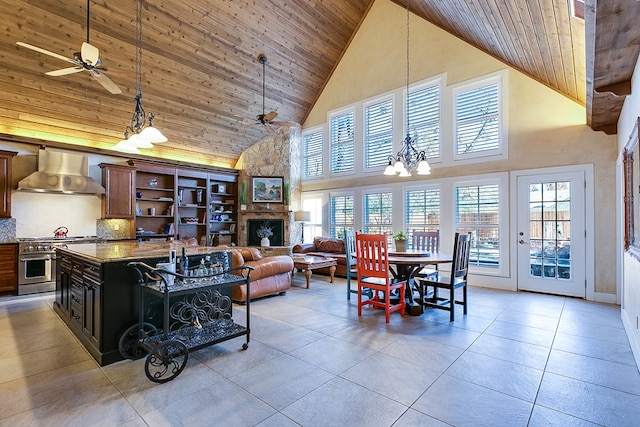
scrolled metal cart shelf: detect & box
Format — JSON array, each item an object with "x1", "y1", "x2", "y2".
[{"x1": 119, "y1": 261, "x2": 253, "y2": 383}]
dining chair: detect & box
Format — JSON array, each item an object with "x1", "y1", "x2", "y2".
[
  {"x1": 412, "y1": 230, "x2": 440, "y2": 278},
  {"x1": 344, "y1": 230, "x2": 358, "y2": 300},
  {"x1": 420, "y1": 232, "x2": 471, "y2": 321},
  {"x1": 355, "y1": 232, "x2": 406, "y2": 323}
]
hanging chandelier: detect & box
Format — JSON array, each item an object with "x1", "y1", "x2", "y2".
[
  {"x1": 114, "y1": 0, "x2": 166, "y2": 154},
  {"x1": 384, "y1": 0, "x2": 430, "y2": 177}
]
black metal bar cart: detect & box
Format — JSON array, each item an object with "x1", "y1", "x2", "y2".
[{"x1": 118, "y1": 257, "x2": 252, "y2": 383}]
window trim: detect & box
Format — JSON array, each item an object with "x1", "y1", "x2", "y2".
[
  {"x1": 301, "y1": 125, "x2": 325, "y2": 181},
  {"x1": 451, "y1": 71, "x2": 508, "y2": 163},
  {"x1": 403, "y1": 76, "x2": 444, "y2": 163},
  {"x1": 363, "y1": 94, "x2": 395, "y2": 172},
  {"x1": 453, "y1": 173, "x2": 509, "y2": 276},
  {"x1": 328, "y1": 106, "x2": 356, "y2": 177}
]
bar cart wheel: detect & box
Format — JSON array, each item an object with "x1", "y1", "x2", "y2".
[
  {"x1": 119, "y1": 322, "x2": 158, "y2": 360},
  {"x1": 242, "y1": 343, "x2": 248, "y2": 350},
  {"x1": 145, "y1": 339, "x2": 189, "y2": 383}
]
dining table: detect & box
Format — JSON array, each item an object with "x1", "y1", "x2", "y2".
[{"x1": 387, "y1": 250, "x2": 453, "y2": 315}]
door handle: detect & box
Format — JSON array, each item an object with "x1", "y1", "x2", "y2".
[{"x1": 518, "y1": 240, "x2": 525, "y2": 244}]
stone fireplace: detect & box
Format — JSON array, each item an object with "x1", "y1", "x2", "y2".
[{"x1": 246, "y1": 218, "x2": 284, "y2": 246}]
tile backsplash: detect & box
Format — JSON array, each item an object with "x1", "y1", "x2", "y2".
[{"x1": 0, "y1": 218, "x2": 16, "y2": 241}]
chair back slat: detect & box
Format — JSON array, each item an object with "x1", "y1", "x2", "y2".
[
  {"x1": 451, "y1": 232, "x2": 472, "y2": 280},
  {"x1": 345, "y1": 230, "x2": 356, "y2": 268},
  {"x1": 355, "y1": 232, "x2": 390, "y2": 280},
  {"x1": 412, "y1": 230, "x2": 440, "y2": 253}
]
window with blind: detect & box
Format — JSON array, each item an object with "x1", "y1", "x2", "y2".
[
  {"x1": 364, "y1": 98, "x2": 393, "y2": 168},
  {"x1": 364, "y1": 192, "x2": 393, "y2": 235},
  {"x1": 456, "y1": 183, "x2": 500, "y2": 268},
  {"x1": 454, "y1": 79, "x2": 501, "y2": 159},
  {"x1": 302, "y1": 129, "x2": 323, "y2": 178},
  {"x1": 406, "y1": 187, "x2": 440, "y2": 246},
  {"x1": 407, "y1": 83, "x2": 440, "y2": 159},
  {"x1": 330, "y1": 194, "x2": 354, "y2": 239},
  {"x1": 330, "y1": 110, "x2": 355, "y2": 174}
]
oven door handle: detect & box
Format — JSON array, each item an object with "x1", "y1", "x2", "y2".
[{"x1": 20, "y1": 255, "x2": 53, "y2": 262}]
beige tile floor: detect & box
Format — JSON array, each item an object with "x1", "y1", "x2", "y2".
[{"x1": 1, "y1": 274, "x2": 639, "y2": 426}]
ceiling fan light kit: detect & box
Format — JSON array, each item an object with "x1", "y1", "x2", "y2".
[
  {"x1": 385, "y1": 0, "x2": 431, "y2": 177},
  {"x1": 115, "y1": 0, "x2": 166, "y2": 153}
]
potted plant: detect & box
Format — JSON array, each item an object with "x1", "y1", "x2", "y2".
[
  {"x1": 393, "y1": 231, "x2": 407, "y2": 252},
  {"x1": 257, "y1": 222, "x2": 273, "y2": 246},
  {"x1": 239, "y1": 180, "x2": 247, "y2": 210}
]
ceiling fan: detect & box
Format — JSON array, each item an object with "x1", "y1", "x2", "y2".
[
  {"x1": 239, "y1": 54, "x2": 299, "y2": 133},
  {"x1": 16, "y1": 0, "x2": 122, "y2": 95}
]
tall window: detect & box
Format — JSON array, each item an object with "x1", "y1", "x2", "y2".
[
  {"x1": 454, "y1": 78, "x2": 501, "y2": 158},
  {"x1": 330, "y1": 110, "x2": 355, "y2": 174},
  {"x1": 407, "y1": 83, "x2": 440, "y2": 159},
  {"x1": 456, "y1": 184, "x2": 500, "y2": 268},
  {"x1": 364, "y1": 192, "x2": 393, "y2": 235},
  {"x1": 330, "y1": 194, "x2": 354, "y2": 238},
  {"x1": 406, "y1": 187, "x2": 440, "y2": 246},
  {"x1": 302, "y1": 129, "x2": 323, "y2": 178},
  {"x1": 364, "y1": 98, "x2": 393, "y2": 169}
]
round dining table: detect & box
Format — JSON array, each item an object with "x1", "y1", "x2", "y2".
[{"x1": 387, "y1": 251, "x2": 453, "y2": 315}]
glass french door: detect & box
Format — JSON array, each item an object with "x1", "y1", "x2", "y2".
[{"x1": 517, "y1": 171, "x2": 586, "y2": 297}]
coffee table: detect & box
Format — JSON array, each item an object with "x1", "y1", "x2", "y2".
[{"x1": 292, "y1": 255, "x2": 337, "y2": 288}]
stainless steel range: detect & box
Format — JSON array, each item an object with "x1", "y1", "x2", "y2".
[{"x1": 17, "y1": 237, "x2": 98, "y2": 295}]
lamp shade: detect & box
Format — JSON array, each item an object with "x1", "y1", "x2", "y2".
[{"x1": 294, "y1": 211, "x2": 311, "y2": 222}]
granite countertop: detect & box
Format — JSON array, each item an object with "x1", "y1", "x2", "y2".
[
  {"x1": 56, "y1": 241, "x2": 231, "y2": 263},
  {"x1": 0, "y1": 239, "x2": 18, "y2": 244}
]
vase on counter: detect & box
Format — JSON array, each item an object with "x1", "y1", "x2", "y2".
[{"x1": 261, "y1": 237, "x2": 270, "y2": 247}]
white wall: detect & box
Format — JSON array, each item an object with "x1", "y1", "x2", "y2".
[{"x1": 302, "y1": 0, "x2": 618, "y2": 297}]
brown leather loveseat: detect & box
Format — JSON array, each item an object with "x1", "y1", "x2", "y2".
[
  {"x1": 292, "y1": 237, "x2": 348, "y2": 276},
  {"x1": 231, "y1": 247, "x2": 294, "y2": 302}
]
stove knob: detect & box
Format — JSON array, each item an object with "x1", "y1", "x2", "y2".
[
  {"x1": 27, "y1": 245, "x2": 34, "y2": 251},
  {"x1": 36, "y1": 245, "x2": 42, "y2": 251}
]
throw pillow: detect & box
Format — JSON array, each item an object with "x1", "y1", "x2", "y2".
[{"x1": 241, "y1": 247, "x2": 263, "y2": 261}]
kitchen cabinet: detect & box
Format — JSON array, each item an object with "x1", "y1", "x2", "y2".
[
  {"x1": 209, "y1": 172, "x2": 238, "y2": 245},
  {"x1": 56, "y1": 253, "x2": 102, "y2": 358},
  {"x1": 0, "y1": 150, "x2": 17, "y2": 218},
  {"x1": 176, "y1": 168, "x2": 208, "y2": 244},
  {"x1": 100, "y1": 163, "x2": 135, "y2": 219},
  {"x1": 0, "y1": 243, "x2": 18, "y2": 293},
  {"x1": 133, "y1": 162, "x2": 176, "y2": 241}
]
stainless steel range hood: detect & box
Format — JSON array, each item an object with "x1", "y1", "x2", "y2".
[{"x1": 17, "y1": 149, "x2": 105, "y2": 194}]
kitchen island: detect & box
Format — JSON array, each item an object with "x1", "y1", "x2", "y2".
[{"x1": 54, "y1": 241, "x2": 235, "y2": 366}]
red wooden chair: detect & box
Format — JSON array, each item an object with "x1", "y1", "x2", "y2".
[{"x1": 355, "y1": 232, "x2": 406, "y2": 323}]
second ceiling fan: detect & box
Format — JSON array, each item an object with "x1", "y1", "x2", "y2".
[{"x1": 240, "y1": 54, "x2": 298, "y2": 133}]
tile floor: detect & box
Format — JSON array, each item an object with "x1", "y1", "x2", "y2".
[{"x1": 1, "y1": 275, "x2": 639, "y2": 426}]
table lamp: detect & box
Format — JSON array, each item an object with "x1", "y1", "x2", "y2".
[{"x1": 294, "y1": 211, "x2": 311, "y2": 243}]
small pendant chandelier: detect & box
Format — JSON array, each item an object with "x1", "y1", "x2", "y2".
[
  {"x1": 114, "y1": 0, "x2": 166, "y2": 154},
  {"x1": 384, "y1": 0, "x2": 431, "y2": 177}
]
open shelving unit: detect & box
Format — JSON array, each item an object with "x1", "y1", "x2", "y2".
[{"x1": 130, "y1": 162, "x2": 238, "y2": 245}]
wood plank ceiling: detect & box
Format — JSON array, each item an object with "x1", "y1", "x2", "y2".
[{"x1": 0, "y1": 0, "x2": 637, "y2": 168}]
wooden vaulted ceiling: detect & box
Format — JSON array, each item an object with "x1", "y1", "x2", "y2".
[{"x1": 0, "y1": 0, "x2": 637, "y2": 168}]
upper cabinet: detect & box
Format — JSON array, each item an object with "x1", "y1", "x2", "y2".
[
  {"x1": 100, "y1": 163, "x2": 135, "y2": 219},
  {"x1": 0, "y1": 150, "x2": 17, "y2": 218}
]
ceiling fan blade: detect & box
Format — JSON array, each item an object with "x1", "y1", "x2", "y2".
[
  {"x1": 45, "y1": 67, "x2": 84, "y2": 76},
  {"x1": 270, "y1": 121, "x2": 300, "y2": 128},
  {"x1": 16, "y1": 42, "x2": 75, "y2": 64},
  {"x1": 89, "y1": 70, "x2": 122, "y2": 94},
  {"x1": 263, "y1": 111, "x2": 278, "y2": 122},
  {"x1": 81, "y1": 42, "x2": 99, "y2": 65}
]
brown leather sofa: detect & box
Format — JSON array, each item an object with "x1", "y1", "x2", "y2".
[
  {"x1": 292, "y1": 237, "x2": 348, "y2": 276},
  {"x1": 231, "y1": 247, "x2": 294, "y2": 302}
]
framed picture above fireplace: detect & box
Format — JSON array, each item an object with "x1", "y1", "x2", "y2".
[{"x1": 251, "y1": 176, "x2": 284, "y2": 203}]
